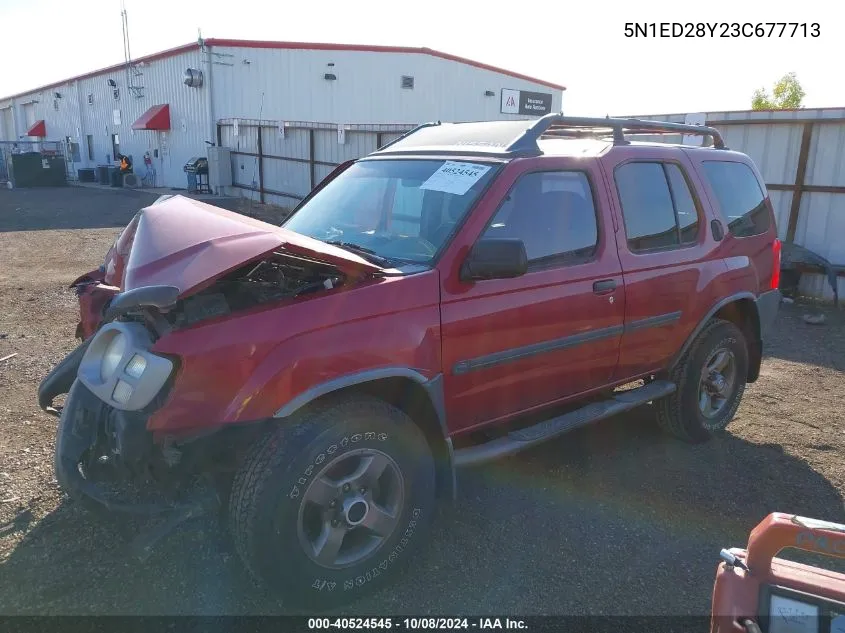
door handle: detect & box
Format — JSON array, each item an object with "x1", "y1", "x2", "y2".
[{"x1": 593, "y1": 279, "x2": 617, "y2": 294}]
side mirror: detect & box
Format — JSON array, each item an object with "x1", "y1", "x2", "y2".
[{"x1": 460, "y1": 238, "x2": 528, "y2": 282}]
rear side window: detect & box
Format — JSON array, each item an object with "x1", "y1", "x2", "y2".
[
  {"x1": 614, "y1": 162, "x2": 701, "y2": 252},
  {"x1": 701, "y1": 161, "x2": 770, "y2": 237}
]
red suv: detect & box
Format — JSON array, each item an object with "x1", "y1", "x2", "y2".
[{"x1": 40, "y1": 115, "x2": 781, "y2": 608}]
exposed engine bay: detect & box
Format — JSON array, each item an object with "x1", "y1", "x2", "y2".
[{"x1": 167, "y1": 252, "x2": 345, "y2": 328}]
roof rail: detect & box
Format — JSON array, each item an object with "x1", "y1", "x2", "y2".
[{"x1": 507, "y1": 114, "x2": 727, "y2": 153}]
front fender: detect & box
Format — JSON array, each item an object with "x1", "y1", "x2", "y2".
[{"x1": 146, "y1": 271, "x2": 443, "y2": 435}]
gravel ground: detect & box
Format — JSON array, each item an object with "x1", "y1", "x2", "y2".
[{"x1": 0, "y1": 186, "x2": 843, "y2": 616}]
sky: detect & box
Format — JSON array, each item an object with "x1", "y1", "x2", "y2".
[{"x1": 0, "y1": 0, "x2": 842, "y2": 115}]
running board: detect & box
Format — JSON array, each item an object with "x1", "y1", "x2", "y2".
[{"x1": 453, "y1": 380, "x2": 676, "y2": 467}]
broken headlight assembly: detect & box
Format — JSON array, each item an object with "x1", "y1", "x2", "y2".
[{"x1": 77, "y1": 322, "x2": 175, "y2": 411}]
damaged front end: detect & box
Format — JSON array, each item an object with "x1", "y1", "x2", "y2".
[{"x1": 38, "y1": 195, "x2": 382, "y2": 541}]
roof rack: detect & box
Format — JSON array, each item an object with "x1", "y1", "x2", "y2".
[
  {"x1": 376, "y1": 121, "x2": 442, "y2": 151},
  {"x1": 370, "y1": 114, "x2": 726, "y2": 158},
  {"x1": 507, "y1": 114, "x2": 727, "y2": 152}
]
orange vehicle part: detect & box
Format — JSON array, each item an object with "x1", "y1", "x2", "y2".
[{"x1": 711, "y1": 513, "x2": 845, "y2": 633}]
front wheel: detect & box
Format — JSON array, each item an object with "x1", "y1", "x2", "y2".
[
  {"x1": 229, "y1": 394, "x2": 436, "y2": 609},
  {"x1": 657, "y1": 319, "x2": 749, "y2": 443}
]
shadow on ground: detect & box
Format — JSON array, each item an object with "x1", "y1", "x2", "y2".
[
  {"x1": 0, "y1": 186, "x2": 284, "y2": 233},
  {"x1": 0, "y1": 187, "x2": 157, "y2": 232},
  {"x1": 1, "y1": 408, "x2": 841, "y2": 616}
]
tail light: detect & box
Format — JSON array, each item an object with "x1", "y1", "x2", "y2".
[{"x1": 770, "y1": 238, "x2": 782, "y2": 290}]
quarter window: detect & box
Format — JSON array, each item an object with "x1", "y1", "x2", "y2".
[
  {"x1": 701, "y1": 160, "x2": 770, "y2": 237},
  {"x1": 615, "y1": 162, "x2": 701, "y2": 252},
  {"x1": 480, "y1": 171, "x2": 599, "y2": 266}
]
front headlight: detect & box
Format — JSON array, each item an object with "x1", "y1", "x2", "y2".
[
  {"x1": 78, "y1": 322, "x2": 174, "y2": 411},
  {"x1": 101, "y1": 333, "x2": 127, "y2": 380}
]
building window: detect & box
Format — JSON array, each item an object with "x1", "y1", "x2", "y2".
[
  {"x1": 53, "y1": 99, "x2": 59, "y2": 111},
  {"x1": 86, "y1": 135, "x2": 94, "y2": 161},
  {"x1": 112, "y1": 88, "x2": 120, "y2": 101},
  {"x1": 111, "y1": 134, "x2": 120, "y2": 160},
  {"x1": 480, "y1": 170, "x2": 599, "y2": 267},
  {"x1": 701, "y1": 160, "x2": 770, "y2": 237},
  {"x1": 401, "y1": 75, "x2": 414, "y2": 89},
  {"x1": 614, "y1": 162, "x2": 701, "y2": 252},
  {"x1": 87, "y1": 94, "x2": 94, "y2": 105}
]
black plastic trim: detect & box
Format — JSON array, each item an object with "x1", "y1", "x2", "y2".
[
  {"x1": 103, "y1": 285, "x2": 180, "y2": 321},
  {"x1": 54, "y1": 381, "x2": 179, "y2": 514},
  {"x1": 452, "y1": 324, "x2": 624, "y2": 375},
  {"x1": 272, "y1": 368, "x2": 455, "y2": 500},
  {"x1": 669, "y1": 292, "x2": 757, "y2": 370},
  {"x1": 275, "y1": 367, "x2": 435, "y2": 418},
  {"x1": 454, "y1": 379, "x2": 676, "y2": 467},
  {"x1": 624, "y1": 311, "x2": 682, "y2": 333},
  {"x1": 38, "y1": 338, "x2": 91, "y2": 413}
]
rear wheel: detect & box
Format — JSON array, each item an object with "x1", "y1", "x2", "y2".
[
  {"x1": 229, "y1": 394, "x2": 436, "y2": 608},
  {"x1": 657, "y1": 319, "x2": 749, "y2": 443}
]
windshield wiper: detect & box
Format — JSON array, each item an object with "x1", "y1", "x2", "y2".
[{"x1": 325, "y1": 240, "x2": 394, "y2": 267}]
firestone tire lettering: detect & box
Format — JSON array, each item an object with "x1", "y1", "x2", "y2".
[{"x1": 288, "y1": 432, "x2": 390, "y2": 502}]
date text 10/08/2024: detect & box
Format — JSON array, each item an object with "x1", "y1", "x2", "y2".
[
  {"x1": 308, "y1": 618, "x2": 528, "y2": 630},
  {"x1": 624, "y1": 22, "x2": 820, "y2": 38}
]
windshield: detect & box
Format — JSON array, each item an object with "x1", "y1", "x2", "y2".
[{"x1": 282, "y1": 158, "x2": 501, "y2": 265}]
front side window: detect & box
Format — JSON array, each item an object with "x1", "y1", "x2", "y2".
[
  {"x1": 701, "y1": 160, "x2": 770, "y2": 237},
  {"x1": 479, "y1": 170, "x2": 599, "y2": 266},
  {"x1": 615, "y1": 162, "x2": 701, "y2": 252},
  {"x1": 283, "y1": 159, "x2": 500, "y2": 265}
]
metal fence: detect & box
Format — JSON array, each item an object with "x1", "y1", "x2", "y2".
[
  {"x1": 216, "y1": 119, "x2": 415, "y2": 207},
  {"x1": 0, "y1": 140, "x2": 66, "y2": 185}
]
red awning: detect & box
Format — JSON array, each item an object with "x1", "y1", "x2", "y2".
[
  {"x1": 26, "y1": 120, "x2": 46, "y2": 137},
  {"x1": 132, "y1": 104, "x2": 170, "y2": 131}
]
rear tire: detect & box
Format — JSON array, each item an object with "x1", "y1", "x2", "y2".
[
  {"x1": 657, "y1": 319, "x2": 748, "y2": 443},
  {"x1": 229, "y1": 394, "x2": 436, "y2": 609}
]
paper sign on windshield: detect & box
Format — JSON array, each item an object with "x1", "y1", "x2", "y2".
[{"x1": 420, "y1": 161, "x2": 491, "y2": 196}]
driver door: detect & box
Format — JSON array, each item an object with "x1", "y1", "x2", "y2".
[{"x1": 439, "y1": 160, "x2": 625, "y2": 433}]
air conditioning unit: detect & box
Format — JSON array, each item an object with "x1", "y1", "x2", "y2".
[{"x1": 123, "y1": 173, "x2": 140, "y2": 188}]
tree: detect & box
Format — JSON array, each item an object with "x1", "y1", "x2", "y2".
[{"x1": 751, "y1": 72, "x2": 806, "y2": 110}]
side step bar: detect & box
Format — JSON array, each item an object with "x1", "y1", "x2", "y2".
[{"x1": 453, "y1": 380, "x2": 676, "y2": 467}]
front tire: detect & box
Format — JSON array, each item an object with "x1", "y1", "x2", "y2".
[
  {"x1": 229, "y1": 394, "x2": 436, "y2": 609},
  {"x1": 657, "y1": 319, "x2": 749, "y2": 443}
]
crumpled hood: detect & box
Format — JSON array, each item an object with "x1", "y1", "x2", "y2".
[{"x1": 104, "y1": 195, "x2": 382, "y2": 297}]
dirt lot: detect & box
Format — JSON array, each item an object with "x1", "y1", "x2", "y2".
[{"x1": 0, "y1": 186, "x2": 843, "y2": 616}]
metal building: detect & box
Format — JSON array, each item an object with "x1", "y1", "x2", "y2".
[
  {"x1": 0, "y1": 38, "x2": 564, "y2": 195},
  {"x1": 617, "y1": 107, "x2": 845, "y2": 302}
]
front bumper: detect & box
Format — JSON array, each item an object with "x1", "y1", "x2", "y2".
[
  {"x1": 54, "y1": 379, "x2": 166, "y2": 514},
  {"x1": 38, "y1": 339, "x2": 90, "y2": 414}
]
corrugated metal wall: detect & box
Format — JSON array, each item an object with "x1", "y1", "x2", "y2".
[
  {"x1": 619, "y1": 108, "x2": 845, "y2": 302},
  {"x1": 0, "y1": 49, "x2": 210, "y2": 187},
  {"x1": 209, "y1": 46, "x2": 563, "y2": 124},
  {"x1": 72, "y1": 49, "x2": 209, "y2": 187},
  {"x1": 1, "y1": 43, "x2": 563, "y2": 198}
]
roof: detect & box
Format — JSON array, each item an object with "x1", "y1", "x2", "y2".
[{"x1": 0, "y1": 39, "x2": 565, "y2": 103}]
